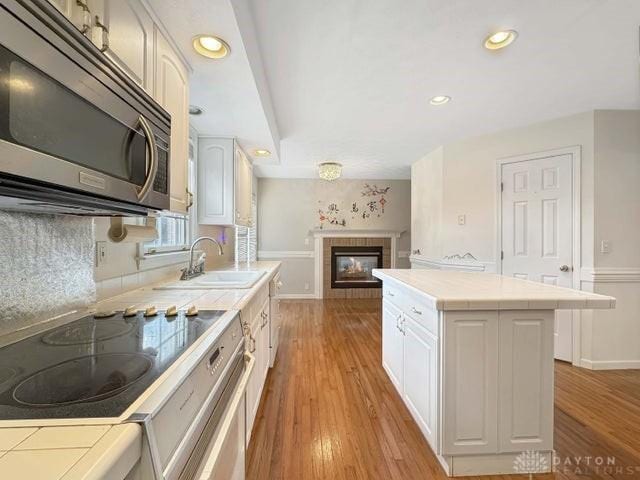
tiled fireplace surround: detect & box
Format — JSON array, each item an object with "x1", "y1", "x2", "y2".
[{"x1": 323, "y1": 237, "x2": 391, "y2": 299}]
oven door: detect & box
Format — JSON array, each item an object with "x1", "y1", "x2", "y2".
[{"x1": 0, "y1": 2, "x2": 169, "y2": 211}]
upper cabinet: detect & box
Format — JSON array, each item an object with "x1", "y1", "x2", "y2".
[
  {"x1": 88, "y1": 0, "x2": 154, "y2": 93},
  {"x1": 46, "y1": 0, "x2": 190, "y2": 215},
  {"x1": 155, "y1": 28, "x2": 190, "y2": 214},
  {"x1": 198, "y1": 138, "x2": 253, "y2": 227}
]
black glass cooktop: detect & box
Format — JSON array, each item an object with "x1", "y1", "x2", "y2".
[{"x1": 0, "y1": 309, "x2": 226, "y2": 420}]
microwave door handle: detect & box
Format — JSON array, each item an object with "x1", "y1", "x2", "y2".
[{"x1": 136, "y1": 115, "x2": 158, "y2": 201}]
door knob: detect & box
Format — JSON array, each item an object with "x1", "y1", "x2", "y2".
[{"x1": 559, "y1": 265, "x2": 571, "y2": 272}]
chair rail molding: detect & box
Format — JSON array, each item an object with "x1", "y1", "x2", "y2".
[
  {"x1": 580, "y1": 267, "x2": 640, "y2": 283},
  {"x1": 258, "y1": 250, "x2": 315, "y2": 259}
]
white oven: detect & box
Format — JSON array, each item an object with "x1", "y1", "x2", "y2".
[{"x1": 126, "y1": 314, "x2": 254, "y2": 480}]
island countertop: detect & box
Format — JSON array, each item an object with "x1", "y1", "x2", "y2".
[{"x1": 372, "y1": 269, "x2": 615, "y2": 311}]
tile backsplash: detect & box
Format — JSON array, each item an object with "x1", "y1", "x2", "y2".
[{"x1": 0, "y1": 212, "x2": 95, "y2": 335}]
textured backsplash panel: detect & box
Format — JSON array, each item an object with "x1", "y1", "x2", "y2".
[{"x1": 0, "y1": 212, "x2": 95, "y2": 335}]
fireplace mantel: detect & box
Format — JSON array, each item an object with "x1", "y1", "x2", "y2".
[{"x1": 312, "y1": 229, "x2": 403, "y2": 298}]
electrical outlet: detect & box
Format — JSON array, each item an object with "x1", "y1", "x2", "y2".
[
  {"x1": 304, "y1": 237, "x2": 310, "y2": 246},
  {"x1": 96, "y1": 241, "x2": 107, "y2": 267},
  {"x1": 304, "y1": 282, "x2": 310, "y2": 291},
  {"x1": 600, "y1": 240, "x2": 612, "y2": 254},
  {"x1": 457, "y1": 214, "x2": 466, "y2": 226}
]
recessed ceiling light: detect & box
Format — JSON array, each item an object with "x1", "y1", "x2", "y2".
[
  {"x1": 188, "y1": 105, "x2": 204, "y2": 115},
  {"x1": 192, "y1": 34, "x2": 230, "y2": 59},
  {"x1": 484, "y1": 30, "x2": 518, "y2": 50},
  {"x1": 253, "y1": 149, "x2": 271, "y2": 157},
  {"x1": 429, "y1": 95, "x2": 451, "y2": 106}
]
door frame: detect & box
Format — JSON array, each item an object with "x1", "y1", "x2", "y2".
[{"x1": 495, "y1": 146, "x2": 582, "y2": 366}]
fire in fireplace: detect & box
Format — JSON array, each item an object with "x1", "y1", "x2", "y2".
[{"x1": 331, "y1": 246, "x2": 383, "y2": 289}]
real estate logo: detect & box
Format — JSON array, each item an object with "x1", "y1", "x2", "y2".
[{"x1": 513, "y1": 450, "x2": 549, "y2": 478}]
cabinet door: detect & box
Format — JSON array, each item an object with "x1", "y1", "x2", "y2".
[
  {"x1": 245, "y1": 313, "x2": 262, "y2": 443},
  {"x1": 259, "y1": 299, "x2": 270, "y2": 383},
  {"x1": 234, "y1": 148, "x2": 252, "y2": 226},
  {"x1": 498, "y1": 310, "x2": 554, "y2": 452},
  {"x1": 402, "y1": 314, "x2": 438, "y2": 452},
  {"x1": 442, "y1": 311, "x2": 498, "y2": 455},
  {"x1": 198, "y1": 138, "x2": 235, "y2": 225},
  {"x1": 89, "y1": 0, "x2": 154, "y2": 93},
  {"x1": 155, "y1": 28, "x2": 189, "y2": 213},
  {"x1": 382, "y1": 300, "x2": 404, "y2": 393}
]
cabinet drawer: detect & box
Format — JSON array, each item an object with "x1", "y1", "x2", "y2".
[{"x1": 403, "y1": 290, "x2": 438, "y2": 338}]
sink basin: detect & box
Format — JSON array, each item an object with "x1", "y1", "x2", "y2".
[{"x1": 156, "y1": 270, "x2": 266, "y2": 290}]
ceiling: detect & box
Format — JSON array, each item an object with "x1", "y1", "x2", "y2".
[{"x1": 155, "y1": 0, "x2": 640, "y2": 179}]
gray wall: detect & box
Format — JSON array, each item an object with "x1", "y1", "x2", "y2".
[{"x1": 258, "y1": 178, "x2": 411, "y2": 296}]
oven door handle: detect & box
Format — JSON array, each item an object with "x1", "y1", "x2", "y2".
[
  {"x1": 136, "y1": 115, "x2": 158, "y2": 201},
  {"x1": 193, "y1": 351, "x2": 255, "y2": 479}
]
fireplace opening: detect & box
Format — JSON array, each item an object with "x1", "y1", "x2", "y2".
[{"x1": 331, "y1": 246, "x2": 383, "y2": 289}]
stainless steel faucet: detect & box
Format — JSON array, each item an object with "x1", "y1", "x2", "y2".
[{"x1": 180, "y1": 236, "x2": 225, "y2": 280}]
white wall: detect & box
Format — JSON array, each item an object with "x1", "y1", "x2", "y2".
[
  {"x1": 258, "y1": 178, "x2": 411, "y2": 296},
  {"x1": 412, "y1": 110, "x2": 640, "y2": 369}
]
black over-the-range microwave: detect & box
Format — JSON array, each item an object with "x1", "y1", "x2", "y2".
[{"x1": 0, "y1": 0, "x2": 171, "y2": 216}]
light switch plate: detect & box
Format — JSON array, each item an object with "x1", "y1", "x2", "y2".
[
  {"x1": 600, "y1": 240, "x2": 611, "y2": 254},
  {"x1": 457, "y1": 214, "x2": 466, "y2": 226}
]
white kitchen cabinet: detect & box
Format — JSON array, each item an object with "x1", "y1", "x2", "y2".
[
  {"x1": 48, "y1": 0, "x2": 92, "y2": 36},
  {"x1": 402, "y1": 313, "x2": 438, "y2": 451},
  {"x1": 198, "y1": 137, "x2": 253, "y2": 226},
  {"x1": 155, "y1": 27, "x2": 190, "y2": 214},
  {"x1": 382, "y1": 299, "x2": 403, "y2": 392},
  {"x1": 88, "y1": 0, "x2": 154, "y2": 92}
]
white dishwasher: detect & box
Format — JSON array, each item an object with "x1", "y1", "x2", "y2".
[{"x1": 269, "y1": 272, "x2": 283, "y2": 367}]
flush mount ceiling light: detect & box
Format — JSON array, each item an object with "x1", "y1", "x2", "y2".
[
  {"x1": 188, "y1": 105, "x2": 204, "y2": 115},
  {"x1": 484, "y1": 29, "x2": 518, "y2": 50},
  {"x1": 429, "y1": 95, "x2": 451, "y2": 106},
  {"x1": 253, "y1": 149, "x2": 271, "y2": 157},
  {"x1": 318, "y1": 162, "x2": 342, "y2": 181},
  {"x1": 192, "y1": 34, "x2": 230, "y2": 59}
]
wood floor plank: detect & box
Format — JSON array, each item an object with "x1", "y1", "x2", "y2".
[{"x1": 247, "y1": 299, "x2": 640, "y2": 480}]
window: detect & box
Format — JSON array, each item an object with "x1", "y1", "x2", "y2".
[
  {"x1": 144, "y1": 214, "x2": 190, "y2": 254},
  {"x1": 235, "y1": 192, "x2": 257, "y2": 262}
]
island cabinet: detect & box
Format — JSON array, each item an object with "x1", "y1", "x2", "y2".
[{"x1": 374, "y1": 269, "x2": 615, "y2": 477}]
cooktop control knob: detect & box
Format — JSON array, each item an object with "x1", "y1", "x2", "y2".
[
  {"x1": 186, "y1": 305, "x2": 199, "y2": 316},
  {"x1": 94, "y1": 311, "x2": 115, "y2": 319},
  {"x1": 123, "y1": 306, "x2": 137, "y2": 317},
  {"x1": 144, "y1": 306, "x2": 158, "y2": 317},
  {"x1": 166, "y1": 305, "x2": 178, "y2": 317}
]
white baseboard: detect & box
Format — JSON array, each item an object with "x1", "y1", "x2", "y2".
[
  {"x1": 278, "y1": 293, "x2": 318, "y2": 300},
  {"x1": 580, "y1": 358, "x2": 640, "y2": 370}
]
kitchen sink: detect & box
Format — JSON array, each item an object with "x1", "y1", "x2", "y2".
[{"x1": 156, "y1": 270, "x2": 266, "y2": 290}]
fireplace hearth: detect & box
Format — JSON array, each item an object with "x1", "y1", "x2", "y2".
[{"x1": 331, "y1": 246, "x2": 383, "y2": 289}]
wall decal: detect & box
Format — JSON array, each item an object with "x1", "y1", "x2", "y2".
[{"x1": 317, "y1": 183, "x2": 392, "y2": 228}]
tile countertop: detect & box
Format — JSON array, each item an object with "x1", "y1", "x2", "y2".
[
  {"x1": 0, "y1": 261, "x2": 281, "y2": 480},
  {"x1": 372, "y1": 269, "x2": 616, "y2": 311}
]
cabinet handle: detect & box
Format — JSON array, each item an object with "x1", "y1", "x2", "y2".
[
  {"x1": 248, "y1": 334, "x2": 256, "y2": 353},
  {"x1": 396, "y1": 314, "x2": 402, "y2": 331},
  {"x1": 76, "y1": 0, "x2": 92, "y2": 35},
  {"x1": 411, "y1": 306, "x2": 422, "y2": 315},
  {"x1": 387, "y1": 290, "x2": 395, "y2": 297},
  {"x1": 94, "y1": 15, "x2": 109, "y2": 52},
  {"x1": 186, "y1": 189, "x2": 194, "y2": 210}
]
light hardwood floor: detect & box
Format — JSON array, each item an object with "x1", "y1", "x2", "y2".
[{"x1": 246, "y1": 299, "x2": 640, "y2": 480}]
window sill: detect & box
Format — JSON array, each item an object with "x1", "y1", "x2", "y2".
[{"x1": 135, "y1": 249, "x2": 201, "y2": 270}]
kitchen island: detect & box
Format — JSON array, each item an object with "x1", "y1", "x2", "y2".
[{"x1": 372, "y1": 269, "x2": 615, "y2": 477}]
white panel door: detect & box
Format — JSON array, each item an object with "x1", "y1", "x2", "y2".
[
  {"x1": 382, "y1": 300, "x2": 404, "y2": 392},
  {"x1": 501, "y1": 154, "x2": 573, "y2": 361},
  {"x1": 442, "y1": 311, "x2": 498, "y2": 455},
  {"x1": 498, "y1": 310, "x2": 554, "y2": 452},
  {"x1": 402, "y1": 314, "x2": 438, "y2": 452}
]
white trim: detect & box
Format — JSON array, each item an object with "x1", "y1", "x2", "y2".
[
  {"x1": 496, "y1": 146, "x2": 582, "y2": 366},
  {"x1": 398, "y1": 250, "x2": 410, "y2": 258},
  {"x1": 310, "y1": 229, "x2": 403, "y2": 238},
  {"x1": 277, "y1": 293, "x2": 317, "y2": 300},
  {"x1": 580, "y1": 267, "x2": 640, "y2": 283},
  {"x1": 580, "y1": 359, "x2": 640, "y2": 370},
  {"x1": 258, "y1": 250, "x2": 315, "y2": 259},
  {"x1": 134, "y1": 250, "x2": 192, "y2": 270},
  {"x1": 409, "y1": 255, "x2": 496, "y2": 272}
]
